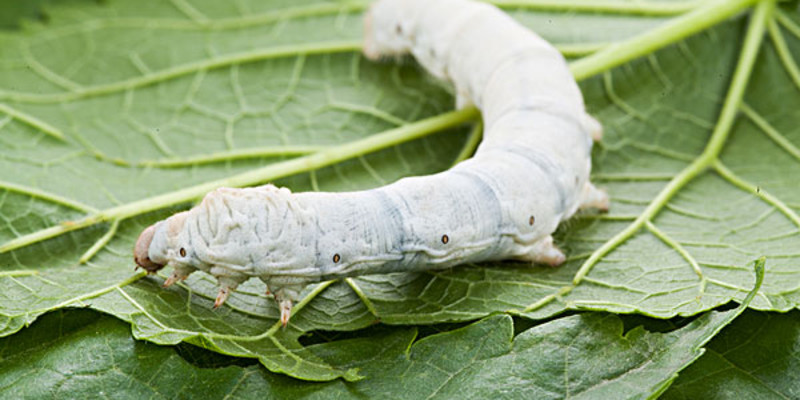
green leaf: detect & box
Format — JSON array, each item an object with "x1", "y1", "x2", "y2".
[
  {"x1": 0, "y1": 0, "x2": 53, "y2": 30},
  {"x1": 337, "y1": 258, "x2": 761, "y2": 399},
  {"x1": 0, "y1": 0, "x2": 798, "y2": 382},
  {"x1": 0, "y1": 259, "x2": 762, "y2": 398},
  {"x1": 663, "y1": 310, "x2": 800, "y2": 399},
  {"x1": 0, "y1": 308, "x2": 416, "y2": 398}
]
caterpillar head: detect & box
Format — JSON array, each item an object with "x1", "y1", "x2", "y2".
[
  {"x1": 134, "y1": 223, "x2": 164, "y2": 273},
  {"x1": 134, "y1": 211, "x2": 197, "y2": 274},
  {"x1": 132, "y1": 186, "x2": 311, "y2": 325},
  {"x1": 363, "y1": 0, "x2": 419, "y2": 60}
]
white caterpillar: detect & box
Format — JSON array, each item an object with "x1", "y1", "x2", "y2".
[{"x1": 133, "y1": 0, "x2": 610, "y2": 326}]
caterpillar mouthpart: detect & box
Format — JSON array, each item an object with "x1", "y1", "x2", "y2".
[{"x1": 134, "y1": 224, "x2": 165, "y2": 273}]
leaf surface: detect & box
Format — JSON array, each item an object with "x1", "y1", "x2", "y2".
[
  {"x1": 0, "y1": 266, "x2": 760, "y2": 400},
  {"x1": 664, "y1": 310, "x2": 800, "y2": 399},
  {"x1": 0, "y1": 0, "x2": 798, "y2": 381}
]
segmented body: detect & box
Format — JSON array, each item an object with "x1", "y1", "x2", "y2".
[{"x1": 133, "y1": 0, "x2": 609, "y2": 325}]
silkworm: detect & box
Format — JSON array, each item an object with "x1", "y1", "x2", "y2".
[{"x1": 133, "y1": 0, "x2": 609, "y2": 326}]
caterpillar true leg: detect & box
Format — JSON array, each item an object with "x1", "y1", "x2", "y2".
[
  {"x1": 272, "y1": 287, "x2": 302, "y2": 326},
  {"x1": 209, "y1": 267, "x2": 247, "y2": 308},
  {"x1": 278, "y1": 299, "x2": 293, "y2": 327},
  {"x1": 162, "y1": 268, "x2": 191, "y2": 288},
  {"x1": 214, "y1": 287, "x2": 230, "y2": 308}
]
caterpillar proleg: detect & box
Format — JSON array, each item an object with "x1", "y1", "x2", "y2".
[{"x1": 133, "y1": 0, "x2": 609, "y2": 326}]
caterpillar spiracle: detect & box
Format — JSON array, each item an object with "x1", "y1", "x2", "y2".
[{"x1": 133, "y1": 0, "x2": 610, "y2": 326}]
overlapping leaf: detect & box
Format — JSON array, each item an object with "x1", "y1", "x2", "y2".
[
  {"x1": 1, "y1": 0, "x2": 798, "y2": 382},
  {"x1": 0, "y1": 264, "x2": 761, "y2": 398},
  {"x1": 664, "y1": 309, "x2": 800, "y2": 399}
]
